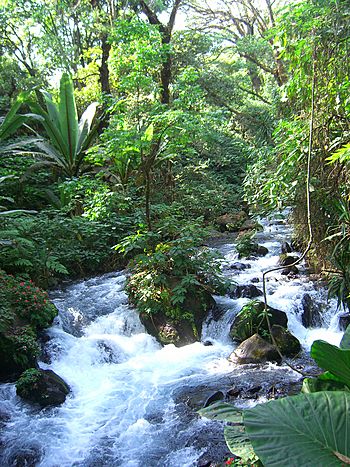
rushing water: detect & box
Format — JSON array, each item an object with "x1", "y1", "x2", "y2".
[{"x1": 0, "y1": 216, "x2": 344, "y2": 467}]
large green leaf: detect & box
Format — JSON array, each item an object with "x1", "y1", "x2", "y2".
[
  {"x1": 302, "y1": 376, "x2": 350, "y2": 393},
  {"x1": 340, "y1": 325, "x2": 350, "y2": 350},
  {"x1": 76, "y1": 102, "x2": 98, "y2": 155},
  {"x1": 244, "y1": 391, "x2": 350, "y2": 467},
  {"x1": 224, "y1": 425, "x2": 259, "y2": 463},
  {"x1": 58, "y1": 73, "x2": 78, "y2": 163},
  {"x1": 311, "y1": 340, "x2": 350, "y2": 386}
]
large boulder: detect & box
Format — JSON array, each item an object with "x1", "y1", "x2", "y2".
[
  {"x1": 16, "y1": 368, "x2": 70, "y2": 407},
  {"x1": 301, "y1": 294, "x2": 322, "y2": 328},
  {"x1": 278, "y1": 254, "x2": 298, "y2": 267},
  {"x1": 215, "y1": 212, "x2": 248, "y2": 232},
  {"x1": 140, "y1": 286, "x2": 216, "y2": 347},
  {"x1": 229, "y1": 284, "x2": 263, "y2": 299},
  {"x1": 239, "y1": 219, "x2": 264, "y2": 232},
  {"x1": 270, "y1": 325, "x2": 301, "y2": 357},
  {"x1": 229, "y1": 300, "x2": 288, "y2": 342},
  {"x1": 228, "y1": 334, "x2": 282, "y2": 364}
]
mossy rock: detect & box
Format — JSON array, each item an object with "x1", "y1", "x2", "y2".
[
  {"x1": 16, "y1": 368, "x2": 70, "y2": 407},
  {"x1": 215, "y1": 212, "x2": 248, "y2": 232},
  {"x1": 140, "y1": 285, "x2": 216, "y2": 346},
  {"x1": 229, "y1": 300, "x2": 288, "y2": 343},
  {"x1": 271, "y1": 325, "x2": 301, "y2": 357}
]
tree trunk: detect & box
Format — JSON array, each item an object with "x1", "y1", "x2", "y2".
[
  {"x1": 145, "y1": 169, "x2": 152, "y2": 231},
  {"x1": 100, "y1": 34, "x2": 111, "y2": 95}
]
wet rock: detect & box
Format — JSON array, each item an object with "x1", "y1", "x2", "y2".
[
  {"x1": 140, "y1": 284, "x2": 216, "y2": 346},
  {"x1": 339, "y1": 312, "x2": 350, "y2": 331},
  {"x1": 8, "y1": 446, "x2": 42, "y2": 467},
  {"x1": 271, "y1": 325, "x2": 301, "y2": 357},
  {"x1": 211, "y1": 304, "x2": 227, "y2": 321},
  {"x1": 229, "y1": 262, "x2": 251, "y2": 271},
  {"x1": 247, "y1": 385, "x2": 262, "y2": 395},
  {"x1": 279, "y1": 254, "x2": 299, "y2": 267},
  {"x1": 229, "y1": 334, "x2": 282, "y2": 364},
  {"x1": 281, "y1": 266, "x2": 299, "y2": 275},
  {"x1": 227, "y1": 386, "x2": 241, "y2": 397},
  {"x1": 239, "y1": 219, "x2": 264, "y2": 232},
  {"x1": 97, "y1": 341, "x2": 124, "y2": 364},
  {"x1": 230, "y1": 301, "x2": 288, "y2": 342},
  {"x1": 281, "y1": 242, "x2": 292, "y2": 254},
  {"x1": 204, "y1": 390, "x2": 225, "y2": 407},
  {"x1": 203, "y1": 340, "x2": 213, "y2": 346},
  {"x1": 229, "y1": 284, "x2": 263, "y2": 299},
  {"x1": 301, "y1": 294, "x2": 322, "y2": 328},
  {"x1": 16, "y1": 369, "x2": 70, "y2": 407},
  {"x1": 253, "y1": 245, "x2": 269, "y2": 257}
]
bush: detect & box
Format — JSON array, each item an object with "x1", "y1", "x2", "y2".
[
  {"x1": 0, "y1": 211, "x2": 133, "y2": 286},
  {"x1": 0, "y1": 270, "x2": 57, "y2": 376},
  {"x1": 117, "y1": 223, "x2": 227, "y2": 320}
]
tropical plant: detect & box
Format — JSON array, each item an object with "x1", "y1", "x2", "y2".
[
  {"x1": 117, "y1": 221, "x2": 227, "y2": 318},
  {"x1": 28, "y1": 73, "x2": 99, "y2": 177},
  {"x1": 0, "y1": 91, "x2": 34, "y2": 142},
  {"x1": 200, "y1": 326, "x2": 350, "y2": 466}
]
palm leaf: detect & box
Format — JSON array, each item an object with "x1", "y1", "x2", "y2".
[
  {"x1": 77, "y1": 102, "x2": 98, "y2": 154},
  {"x1": 58, "y1": 73, "x2": 79, "y2": 165}
]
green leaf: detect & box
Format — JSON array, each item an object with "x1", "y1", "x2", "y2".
[
  {"x1": 58, "y1": 73, "x2": 79, "y2": 162},
  {"x1": 340, "y1": 325, "x2": 350, "y2": 349},
  {"x1": 198, "y1": 402, "x2": 242, "y2": 423},
  {"x1": 244, "y1": 391, "x2": 350, "y2": 467},
  {"x1": 302, "y1": 376, "x2": 350, "y2": 393},
  {"x1": 311, "y1": 340, "x2": 350, "y2": 386},
  {"x1": 224, "y1": 425, "x2": 258, "y2": 462},
  {"x1": 77, "y1": 102, "x2": 98, "y2": 155}
]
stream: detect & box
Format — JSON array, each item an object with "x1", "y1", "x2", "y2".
[{"x1": 0, "y1": 215, "x2": 344, "y2": 467}]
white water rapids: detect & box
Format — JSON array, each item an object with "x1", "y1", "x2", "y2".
[{"x1": 0, "y1": 216, "x2": 345, "y2": 466}]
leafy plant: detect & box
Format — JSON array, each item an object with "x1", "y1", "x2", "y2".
[
  {"x1": 27, "y1": 73, "x2": 99, "y2": 178},
  {"x1": 0, "y1": 91, "x2": 35, "y2": 142},
  {"x1": 118, "y1": 222, "x2": 227, "y2": 320},
  {"x1": 200, "y1": 326, "x2": 350, "y2": 466},
  {"x1": 0, "y1": 270, "x2": 56, "y2": 374}
]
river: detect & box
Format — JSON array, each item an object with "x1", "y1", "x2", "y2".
[{"x1": 0, "y1": 215, "x2": 344, "y2": 466}]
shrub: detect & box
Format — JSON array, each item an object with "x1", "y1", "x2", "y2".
[
  {"x1": 117, "y1": 223, "x2": 227, "y2": 320},
  {"x1": 0, "y1": 270, "x2": 57, "y2": 376}
]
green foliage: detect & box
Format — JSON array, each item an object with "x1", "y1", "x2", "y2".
[
  {"x1": 0, "y1": 270, "x2": 56, "y2": 373},
  {"x1": 244, "y1": 391, "x2": 350, "y2": 467},
  {"x1": 15, "y1": 368, "x2": 42, "y2": 398},
  {"x1": 235, "y1": 232, "x2": 257, "y2": 258},
  {"x1": 199, "y1": 402, "x2": 260, "y2": 466},
  {"x1": 310, "y1": 340, "x2": 350, "y2": 388},
  {"x1": 0, "y1": 211, "x2": 130, "y2": 286},
  {"x1": 28, "y1": 73, "x2": 99, "y2": 177},
  {"x1": 119, "y1": 222, "x2": 226, "y2": 319},
  {"x1": 0, "y1": 91, "x2": 35, "y2": 142}
]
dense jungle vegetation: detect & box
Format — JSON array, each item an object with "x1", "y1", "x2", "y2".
[{"x1": 1, "y1": 0, "x2": 350, "y2": 465}]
